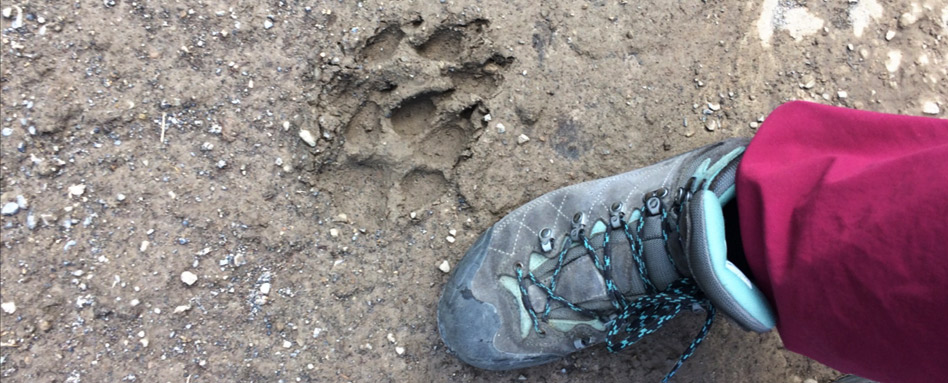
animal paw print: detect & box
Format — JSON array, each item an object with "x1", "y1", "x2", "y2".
[{"x1": 306, "y1": 18, "x2": 514, "y2": 220}]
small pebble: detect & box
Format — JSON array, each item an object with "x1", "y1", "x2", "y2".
[
  {"x1": 449, "y1": 229, "x2": 457, "y2": 236},
  {"x1": 264, "y1": 19, "x2": 274, "y2": 29},
  {"x1": 395, "y1": 346, "x2": 405, "y2": 355},
  {"x1": 174, "y1": 305, "x2": 191, "y2": 313},
  {"x1": 260, "y1": 282, "x2": 271, "y2": 295},
  {"x1": 1, "y1": 128, "x2": 12, "y2": 136},
  {"x1": 282, "y1": 340, "x2": 292, "y2": 348},
  {"x1": 387, "y1": 333, "x2": 396, "y2": 343},
  {"x1": 1, "y1": 301, "x2": 15, "y2": 314},
  {"x1": 803, "y1": 379, "x2": 818, "y2": 383},
  {"x1": 705, "y1": 120, "x2": 718, "y2": 132},
  {"x1": 329, "y1": 228, "x2": 339, "y2": 237},
  {"x1": 483, "y1": 114, "x2": 492, "y2": 122},
  {"x1": 2, "y1": 7, "x2": 12, "y2": 19},
  {"x1": 496, "y1": 123, "x2": 506, "y2": 134},
  {"x1": 885, "y1": 30, "x2": 896, "y2": 41},
  {"x1": 837, "y1": 91, "x2": 848, "y2": 99},
  {"x1": 140, "y1": 240, "x2": 150, "y2": 252},
  {"x1": 922, "y1": 101, "x2": 940, "y2": 115},
  {"x1": 438, "y1": 260, "x2": 451, "y2": 273},
  {"x1": 26, "y1": 211, "x2": 37, "y2": 229},
  {"x1": 68, "y1": 184, "x2": 86, "y2": 197},
  {"x1": 749, "y1": 121, "x2": 760, "y2": 129},
  {"x1": 446, "y1": 235, "x2": 456, "y2": 243},
  {"x1": 801, "y1": 75, "x2": 816, "y2": 89},
  {"x1": 707, "y1": 102, "x2": 721, "y2": 111},
  {"x1": 898, "y1": 12, "x2": 917, "y2": 28},
  {"x1": 517, "y1": 134, "x2": 530, "y2": 145},
  {"x1": 181, "y1": 271, "x2": 198, "y2": 286},
  {"x1": 299, "y1": 129, "x2": 317, "y2": 147},
  {"x1": 1, "y1": 202, "x2": 19, "y2": 216},
  {"x1": 217, "y1": 160, "x2": 227, "y2": 169}
]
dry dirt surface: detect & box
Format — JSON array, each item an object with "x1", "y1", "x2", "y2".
[{"x1": 1, "y1": 0, "x2": 945, "y2": 382}]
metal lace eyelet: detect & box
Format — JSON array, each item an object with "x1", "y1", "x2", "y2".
[
  {"x1": 514, "y1": 261, "x2": 524, "y2": 270},
  {"x1": 609, "y1": 202, "x2": 625, "y2": 229},
  {"x1": 538, "y1": 228, "x2": 554, "y2": 253},
  {"x1": 569, "y1": 212, "x2": 586, "y2": 241},
  {"x1": 644, "y1": 196, "x2": 662, "y2": 216}
]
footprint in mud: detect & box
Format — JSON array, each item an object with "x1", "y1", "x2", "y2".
[
  {"x1": 389, "y1": 92, "x2": 440, "y2": 138},
  {"x1": 308, "y1": 17, "x2": 514, "y2": 220},
  {"x1": 395, "y1": 168, "x2": 450, "y2": 213}
]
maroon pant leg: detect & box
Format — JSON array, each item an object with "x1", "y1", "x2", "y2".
[{"x1": 736, "y1": 101, "x2": 948, "y2": 382}]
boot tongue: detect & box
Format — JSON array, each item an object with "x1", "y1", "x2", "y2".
[{"x1": 684, "y1": 189, "x2": 776, "y2": 332}]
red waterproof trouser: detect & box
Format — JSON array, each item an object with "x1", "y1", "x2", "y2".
[{"x1": 737, "y1": 101, "x2": 948, "y2": 382}]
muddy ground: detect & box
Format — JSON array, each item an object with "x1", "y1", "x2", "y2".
[{"x1": 1, "y1": 0, "x2": 945, "y2": 382}]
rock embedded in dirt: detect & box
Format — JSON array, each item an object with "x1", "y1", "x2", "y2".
[
  {"x1": 299, "y1": 129, "x2": 317, "y2": 147},
  {"x1": 922, "y1": 101, "x2": 940, "y2": 115},
  {"x1": 68, "y1": 184, "x2": 86, "y2": 197},
  {"x1": 1, "y1": 202, "x2": 19, "y2": 216},
  {"x1": 438, "y1": 260, "x2": 451, "y2": 273},
  {"x1": 1, "y1": 301, "x2": 15, "y2": 314},
  {"x1": 517, "y1": 134, "x2": 530, "y2": 145},
  {"x1": 181, "y1": 271, "x2": 198, "y2": 286}
]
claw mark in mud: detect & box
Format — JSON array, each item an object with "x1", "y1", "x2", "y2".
[{"x1": 302, "y1": 17, "x2": 515, "y2": 222}]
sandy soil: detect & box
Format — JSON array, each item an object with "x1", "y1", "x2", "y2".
[{"x1": 1, "y1": 0, "x2": 945, "y2": 382}]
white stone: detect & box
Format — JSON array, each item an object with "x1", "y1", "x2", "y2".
[
  {"x1": 885, "y1": 30, "x2": 896, "y2": 41},
  {"x1": 329, "y1": 228, "x2": 339, "y2": 237},
  {"x1": 922, "y1": 101, "x2": 940, "y2": 115},
  {"x1": 449, "y1": 229, "x2": 457, "y2": 236},
  {"x1": 181, "y1": 271, "x2": 198, "y2": 286},
  {"x1": 1, "y1": 301, "x2": 15, "y2": 314},
  {"x1": 387, "y1": 333, "x2": 396, "y2": 343},
  {"x1": 264, "y1": 19, "x2": 274, "y2": 29},
  {"x1": 899, "y1": 12, "x2": 918, "y2": 28},
  {"x1": 517, "y1": 134, "x2": 530, "y2": 145},
  {"x1": 68, "y1": 184, "x2": 86, "y2": 197},
  {"x1": 496, "y1": 123, "x2": 506, "y2": 134},
  {"x1": 299, "y1": 129, "x2": 317, "y2": 147},
  {"x1": 2, "y1": 7, "x2": 12, "y2": 19},
  {"x1": 140, "y1": 240, "x2": 150, "y2": 252},
  {"x1": 174, "y1": 304, "x2": 191, "y2": 313},
  {"x1": 483, "y1": 113, "x2": 492, "y2": 122},
  {"x1": 438, "y1": 260, "x2": 451, "y2": 273},
  {"x1": 837, "y1": 91, "x2": 848, "y2": 99},
  {"x1": 260, "y1": 282, "x2": 271, "y2": 295},
  {"x1": 395, "y1": 346, "x2": 405, "y2": 355},
  {"x1": 446, "y1": 235, "x2": 456, "y2": 243},
  {"x1": 282, "y1": 340, "x2": 292, "y2": 348},
  {"x1": 886, "y1": 50, "x2": 902, "y2": 73},
  {"x1": 1, "y1": 202, "x2": 18, "y2": 216}
]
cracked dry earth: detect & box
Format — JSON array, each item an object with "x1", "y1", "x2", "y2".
[{"x1": 1, "y1": 1, "x2": 945, "y2": 382}]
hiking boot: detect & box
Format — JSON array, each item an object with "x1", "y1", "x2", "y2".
[{"x1": 437, "y1": 138, "x2": 775, "y2": 380}]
